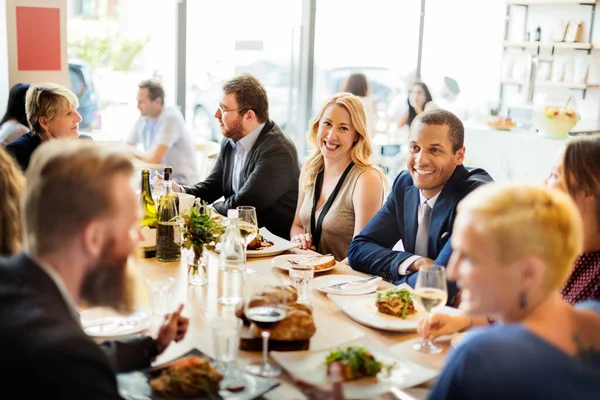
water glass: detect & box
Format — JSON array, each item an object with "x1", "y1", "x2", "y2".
[
  {"x1": 209, "y1": 316, "x2": 243, "y2": 366},
  {"x1": 146, "y1": 276, "x2": 174, "y2": 316},
  {"x1": 289, "y1": 263, "x2": 315, "y2": 306}
]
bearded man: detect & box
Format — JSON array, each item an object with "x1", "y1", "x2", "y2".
[
  {"x1": 158, "y1": 73, "x2": 300, "y2": 239},
  {"x1": 0, "y1": 140, "x2": 188, "y2": 399}
]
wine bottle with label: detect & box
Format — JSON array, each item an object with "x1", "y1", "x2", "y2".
[
  {"x1": 139, "y1": 169, "x2": 158, "y2": 258},
  {"x1": 157, "y1": 166, "x2": 181, "y2": 262}
]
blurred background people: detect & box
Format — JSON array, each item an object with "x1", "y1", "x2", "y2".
[
  {"x1": 339, "y1": 73, "x2": 378, "y2": 136},
  {"x1": 398, "y1": 82, "x2": 437, "y2": 128},
  {"x1": 0, "y1": 149, "x2": 25, "y2": 256},
  {"x1": 0, "y1": 83, "x2": 30, "y2": 147},
  {"x1": 290, "y1": 93, "x2": 385, "y2": 263},
  {"x1": 5, "y1": 83, "x2": 82, "y2": 171}
]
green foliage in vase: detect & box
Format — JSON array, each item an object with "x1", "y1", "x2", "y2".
[{"x1": 180, "y1": 199, "x2": 226, "y2": 261}]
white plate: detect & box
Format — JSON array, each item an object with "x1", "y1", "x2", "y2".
[
  {"x1": 271, "y1": 254, "x2": 336, "y2": 273},
  {"x1": 271, "y1": 336, "x2": 439, "y2": 399},
  {"x1": 328, "y1": 284, "x2": 462, "y2": 332},
  {"x1": 80, "y1": 308, "x2": 150, "y2": 338},
  {"x1": 312, "y1": 274, "x2": 381, "y2": 295},
  {"x1": 216, "y1": 227, "x2": 299, "y2": 258}
]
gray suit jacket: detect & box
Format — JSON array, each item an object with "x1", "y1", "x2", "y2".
[{"x1": 181, "y1": 120, "x2": 300, "y2": 239}]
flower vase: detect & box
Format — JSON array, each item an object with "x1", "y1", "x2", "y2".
[{"x1": 188, "y1": 246, "x2": 208, "y2": 286}]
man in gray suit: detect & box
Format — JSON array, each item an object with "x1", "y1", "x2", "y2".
[
  {"x1": 167, "y1": 74, "x2": 300, "y2": 239},
  {"x1": 0, "y1": 140, "x2": 188, "y2": 399}
]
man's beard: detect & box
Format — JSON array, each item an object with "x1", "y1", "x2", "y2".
[
  {"x1": 222, "y1": 117, "x2": 245, "y2": 142},
  {"x1": 80, "y1": 238, "x2": 137, "y2": 313}
]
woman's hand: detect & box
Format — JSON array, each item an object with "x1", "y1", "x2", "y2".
[
  {"x1": 418, "y1": 313, "x2": 471, "y2": 340},
  {"x1": 290, "y1": 232, "x2": 316, "y2": 251}
]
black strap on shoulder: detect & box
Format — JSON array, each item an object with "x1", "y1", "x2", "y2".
[{"x1": 310, "y1": 162, "x2": 354, "y2": 252}]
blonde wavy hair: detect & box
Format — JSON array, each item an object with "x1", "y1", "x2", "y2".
[
  {"x1": 25, "y1": 83, "x2": 79, "y2": 139},
  {"x1": 456, "y1": 183, "x2": 583, "y2": 294},
  {"x1": 302, "y1": 92, "x2": 385, "y2": 190},
  {"x1": 0, "y1": 149, "x2": 25, "y2": 255}
]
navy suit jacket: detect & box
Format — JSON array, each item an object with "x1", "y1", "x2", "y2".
[{"x1": 348, "y1": 165, "x2": 493, "y2": 299}]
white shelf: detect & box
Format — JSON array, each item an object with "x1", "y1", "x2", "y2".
[
  {"x1": 503, "y1": 41, "x2": 594, "y2": 50},
  {"x1": 500, "y1": 78, "x2": 599, "y2": 89},
  {"x1": 507, "y1": 0, "x2": 598, "y2": 5}
]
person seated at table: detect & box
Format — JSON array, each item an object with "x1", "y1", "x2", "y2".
[
  {"x1": 289, "y1": 93, "x2": 385, "y2": 263},
  {"x1": 0, "y1": 140, "x2": 189, "y2": 399},
  {"x1": 126, "y1": 79, "x2": 198, "y2": 184},
  {"x1": 0, "y1": 83, "x2": 30, "y2": 147},
  {"x1": 0, "y1": 149, "x2": 25, "y2": 256},
  {"x1": 397, "y1": 82, "x2": 437, "y2": 128},
  {"x1": 339, "y1": 73, "x2": 378, "y2": 136},
  {"x1": 420, "y1": 135, "x2": 600, "y2": 338},
  {"x1": 158, "y1": 73, "x2": 300, "y2": 239},
  {"x1": 347, "y1": 109, "x2": 493, "y2": 303},
  {"x1": 4, "y1": 83, "x2": 87, "y2": 172}
]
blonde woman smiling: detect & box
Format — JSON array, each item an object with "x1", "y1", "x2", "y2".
[{"x1": 290, "y1": 93, "x2": 385, "y2": 263}]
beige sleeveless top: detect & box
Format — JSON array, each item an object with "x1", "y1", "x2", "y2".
[{"x1": 299, "y1": 165, "x2": 380, "y2": 261}]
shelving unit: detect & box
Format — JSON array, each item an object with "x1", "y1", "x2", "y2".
[{"x1": 499, "y1": 0, "x2": 599, "y2": 105}]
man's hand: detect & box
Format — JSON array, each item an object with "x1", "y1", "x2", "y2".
[
  {"x1": 155, "y1": 304, "x2": 189, "y2": 355},
  {"x1": 154, "y1": 171, "x2": 181, "y2": 193},
  {"x1": 295, "y1": 361, "x2": 345, "y2": 400},
  {"x1": 407, "y1": 257, "x2": 435, "y2": 273}
]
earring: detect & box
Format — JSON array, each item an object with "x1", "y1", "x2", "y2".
[{"x1": 519, "y1": 292, "x2": 528, "y2": 309}]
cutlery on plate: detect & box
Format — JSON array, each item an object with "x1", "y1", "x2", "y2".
[
  {"x1": 325, "y1": 275, "x2": 379, "y2": 290},
  {"x1": 390, "y1": 387, "x2": 419, "y2": 400},
  {"x1": 288, "y1": 253, "x2": 332, "y2": 265}
]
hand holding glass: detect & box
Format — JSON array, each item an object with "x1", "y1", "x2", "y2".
[{"x1": 413, "y1": 265, "x2": 448, "y2": 354}]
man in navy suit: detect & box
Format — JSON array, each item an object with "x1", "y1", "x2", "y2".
[{"x1": 348, "y1": 109, "x2": 493, "y2": 302}]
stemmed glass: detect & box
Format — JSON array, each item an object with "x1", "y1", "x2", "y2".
[
  {"x1": 237, "y1": 206, "x2": 259, "y2": 275},
  {"x1": 413, "y1": 265, "x2": 448, "y2": 354},
  {"x1": 244, "y1": 275, "x2": 287, "y2": 377}
]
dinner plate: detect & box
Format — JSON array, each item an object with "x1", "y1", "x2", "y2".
[
  {"x1": 80, "y1": 308, "x2": 150, "y2": 338},
  {"x1": 271, "y1": 254, "x2": 336, "y2": 273},
  {"x1": 271, "y1": 336, "x2": 438, "y2": 399},
  {"x1": 327, "y1": 284, "x2": 462, "y2": 332},
  {"x1": 312, "y1": 274, "x2": 381, "y2": 296},
  {"x1": 216, "y1": 227, "x2": 299, "y2": 258},
  {"x1": 116, "y1": 348, "x2": 279, "y2": 400}
]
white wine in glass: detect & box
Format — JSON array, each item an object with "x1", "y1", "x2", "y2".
[
  {"x1": 237, "y1": 206, "x2": 258, "y2": 275},
  {"x1": 413, "y1": 265, "x2": 448, "y2": 354}
]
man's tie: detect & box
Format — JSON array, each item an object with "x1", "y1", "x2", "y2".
[{"x1": 415, "y1": 202, "x2": 432, "y2": 257}]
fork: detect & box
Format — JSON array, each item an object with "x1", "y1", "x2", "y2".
[
  {"x1": 327, "y1": 275, "x2": 379, "y2": 290},
  {"x1": 288, "y1": 253, "x2": 332, "y2": 265}
]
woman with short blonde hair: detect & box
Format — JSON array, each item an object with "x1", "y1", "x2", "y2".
[
  {"x1": 0, "y1": 149, "x2": 25, "y2": 256},
  {"x1": 5, "y1": 83, "x2": 82, "y2": 171},
  {"x1": 290, "y1": 93, "x2": 386, "y2": 263}
]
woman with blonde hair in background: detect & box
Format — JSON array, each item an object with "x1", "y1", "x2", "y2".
[
  {"x1": 290, "y1": 92, "x2": 386, "y2": 263},
  {"x1": 420, "y1": 135, "x2": 600, "y2": 340},
  {"x1": 339, "y1": 73, "x2": 378, "y2": 135},
  {"x1": 0, "y1": 149, "x2": 25, "y2": 256}
]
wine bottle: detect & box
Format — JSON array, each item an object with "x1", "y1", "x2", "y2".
[
  {"x1": 157, "y1": 166, "x2": 181, "y2": 262},
  {"x1": 139, "y1": 169, "x2": 158, "y2": 258}
]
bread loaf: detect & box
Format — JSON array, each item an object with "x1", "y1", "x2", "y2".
[
  {"x1": 304, "y1": 255, "x2": 336, "y2": 271},
  {"x1": 251, "y1": 303, "x2": 316, "y2": 340}
]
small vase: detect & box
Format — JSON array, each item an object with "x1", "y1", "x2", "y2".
[{"x1": 188, "y1": 246, "x2": 208, "y2": 286}]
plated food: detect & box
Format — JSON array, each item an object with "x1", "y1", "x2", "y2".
[
  {"x1": 324, "y1": 346, "x2": 393, "y2": 381},
  {"x1": 300, "y1": 255, "x2": 336, "y2": 271},
  {"x1": 375, "y1": 287, "x2": 416, "y2": 319},
  {"x1": 488, "y1": 116, "x2": 518, "y2": 130},
  {"x1": 150, "y1": 355, "x2": 223, "y2": 397},
  {"x1": 246, "y1": 233, "x2": 274, "y2": 250}
]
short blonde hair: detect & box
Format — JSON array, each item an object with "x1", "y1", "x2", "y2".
[
  {"x1": 302, "y1": 92, "x2": 385, "y2": 189},
  {"x1": 0, "y1": 149, "x2": 25, "y2": 256},
  {"x1": 457, "y1": 183, "x2": 582, "y2": 293},
  {"x1": 25, "y1": 83, "x2": 79, "y2": 137},
  {"x1": 23, "y1": 140, "x2": 133, "y2": 256}
]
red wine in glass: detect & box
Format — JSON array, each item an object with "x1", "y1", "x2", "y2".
[{"x1": 245, "y1": 306, "x2": 286, "y2": 330}]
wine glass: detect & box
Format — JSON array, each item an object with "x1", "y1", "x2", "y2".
[
  {"x1": 413, "y1": 265, "x2": 448, "y2": 354},
  {"x1": 237, "y1": 206, "x2": 258, "y2": 275},
  {"x1": 244, "y1": 274, "x2": 287, "y2": 377}
]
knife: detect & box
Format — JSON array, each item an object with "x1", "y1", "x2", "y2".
[{"x1": 325, "y1": 276, "x2": 379, "y2": 290}]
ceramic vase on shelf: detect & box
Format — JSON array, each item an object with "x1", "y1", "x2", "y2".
[
  {"x1": 188, "y1": 245, "x2": 208, "y2": 286},
  {"x1": 533, "y1": 93, "x2": 579, "y2": 140}
]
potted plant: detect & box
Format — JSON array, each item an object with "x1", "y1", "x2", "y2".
[{"x1": 180, "y1": 199, "x2": 226, "y2": 286}]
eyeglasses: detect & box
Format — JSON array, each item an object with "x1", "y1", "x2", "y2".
[{"x1": 218, "y1": 104, "x2": 246, "y2": 114}]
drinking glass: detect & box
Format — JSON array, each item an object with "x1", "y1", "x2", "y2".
[
  {"x1": 145, "y1": 276, "x2": 174, "y2": 316},
  {"x1": 413, "y1": 265, "x2": 448, "y2": 354},
  {"x1": 209, "y1": 316, "x2": 243, "y2": 366},
  {"x1": 237, "y1": 206, "x2": 258, "y2": 275},
  {"x1": 244, "y1": 275, "x2": 287, "y2": 377},
  {"x1": 289, "y1": 263, "x2": 314, "y2": 306}
]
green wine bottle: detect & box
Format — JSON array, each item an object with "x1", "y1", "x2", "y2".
[
  {"x1": 139, "y1": 169, "x2": 157, "y2": 258},
  {"x1": 157, "y1": 166, "x2": 181, "y2": 262}
]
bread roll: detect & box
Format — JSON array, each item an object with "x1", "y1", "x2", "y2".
[
  {"x1": 251, "y1": 307, "x2": 316, "y2": 341},
  {"x1": 305, "y1": 255, "x2": 336, "y2": 271}
]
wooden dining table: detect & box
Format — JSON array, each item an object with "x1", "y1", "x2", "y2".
[{"x1": 132, "y1": 248, "x2": 454, "y2": 400}]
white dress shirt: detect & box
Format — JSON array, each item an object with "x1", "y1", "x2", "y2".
[
  {"x1": 231, "y1": 122, "x2": 264, "y2": 194},
  {"x1": 397, "y1": 190, "x2": 442, "y2": 275}
]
